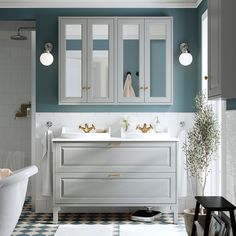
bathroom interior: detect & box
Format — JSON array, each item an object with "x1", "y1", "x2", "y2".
[{"x1": 0, "y1": 0, "x2": 236, "y2": 235}]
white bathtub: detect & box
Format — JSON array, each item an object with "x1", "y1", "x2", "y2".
[{"x1": 0, "y1": 165, "x2": 38, "y2": 236}]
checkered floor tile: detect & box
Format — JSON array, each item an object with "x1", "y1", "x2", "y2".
[{"x1": 12, "y1": 198, "x2": 186, "y2": 236}]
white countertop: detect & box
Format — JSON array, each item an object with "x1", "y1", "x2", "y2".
[{"x1": 52, "y1": 137, "x2": 179, "y2": 142}]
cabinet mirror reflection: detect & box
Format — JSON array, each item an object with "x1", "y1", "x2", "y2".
[{"x1": 65, "y1": 24, "x2": 82, "y2": 98}]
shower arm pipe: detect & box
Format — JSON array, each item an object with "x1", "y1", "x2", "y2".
[{"x1": 17, "y1": 26, "x2": 36, "y2": 32}]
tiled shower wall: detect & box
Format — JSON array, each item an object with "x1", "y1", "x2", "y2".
[{"x1": 0, "y1": 30, "x2": 31, "y2": 170}]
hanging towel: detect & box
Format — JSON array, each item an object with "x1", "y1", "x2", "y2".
[
  {"x1": 177, "y1": 129, "x2": 188, "y2": 197},
  {"x1": 41, "y1": 129, "x2": 54, "y2": 196},
  {"x1": 123, "y1": 74, "x2": 136, "y2": 97}
]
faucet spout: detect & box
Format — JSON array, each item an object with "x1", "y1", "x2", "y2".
[
  {"x1": 79, "y1": 123, "x2": 95, "y2": 133},
  {"x1": 136, "y1": 123, "x2": 153, "y2": 133}
]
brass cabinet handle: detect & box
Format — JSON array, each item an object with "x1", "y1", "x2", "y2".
[
  {"x1": 82, "y1": 86, "x2": 87, "y2": 90},
  {"x1": 144, "y1": 86, "x2": 149, "y2": 90},
  {"x1": 108, "y1": 142, "x2": 121, "y2": 147},
  {"x1": 87, "y1": 86, "x2": 91, "y2": 90},
  {"x1": 139, "y1": 86, "x2": 144, "y2": 90},
  {"x1": 204, "y1": 76, "x2": 208, "y2": 80},
  {"x1": 108, "y1": 173, "x2": 121, "y2": 177}
]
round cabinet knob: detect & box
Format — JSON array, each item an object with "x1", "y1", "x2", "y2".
[
  {"x1": 144, "y1": 86, "x2": 149, "y2": 90},
  {"x1": 204, "y1": 76, "x2": 208, "y2": 80},
  {"x1": 87, "y1": 86, "x2": 91, "y2": 90},
  {"x1": 82, "y1": 86, "x2": 87, "y2": 90},
  {"x1": 139, "y1": 86, "x2": 144, "y2": 90}
]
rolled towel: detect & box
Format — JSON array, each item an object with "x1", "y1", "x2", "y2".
[{"x1": 0, "y1": 168, "x2": 12, "y2": 180}]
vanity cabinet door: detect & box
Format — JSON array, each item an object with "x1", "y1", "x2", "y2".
[
  {"x1": 59, "y1": 18, "x2": 87, "y2": 104},
  {"x1": 117, "y1": 19, "x2": 145, "y2": 103},
  {"x1": 87, "y1": 19, "x2": 114, "y2": 103},
  {"x1": 144, "y1": 18, "x2": 173, "y2": 104}
]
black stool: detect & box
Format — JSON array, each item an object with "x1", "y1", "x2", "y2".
[{"x1": 191, "y1": 196, "x2": 236, "y2": 236}]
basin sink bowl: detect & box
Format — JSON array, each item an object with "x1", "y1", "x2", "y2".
[
  {"x1": 121, "y1": 128, "x2": 170, "y2": 140},
  {"x1": 61, "y1": 127, "x2": 111, "y2": 139}
]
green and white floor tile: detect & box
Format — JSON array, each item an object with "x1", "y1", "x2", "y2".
[{"x1": 12, "y1": 198, "x2": 186, "y2": 236}]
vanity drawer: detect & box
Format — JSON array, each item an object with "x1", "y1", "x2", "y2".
[
  {"x1": 55, "y1": 172, "x2": 176, "y2": 204},
  {"x1": 54, "y1": 142, "x2": 176, "y2": 173}
]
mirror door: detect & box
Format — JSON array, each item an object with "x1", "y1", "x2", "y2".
[
  {"x1": 87, "y1": 19, "x2": 114, "y2": 103},
  {"x1": 59, "y1": 18, "x2": 87, "y2": 104},
  {"x1": 117, "y1": 19, "x2": 145, "y2": 103},
  {"x1": 144, "y1": 18, "x2": 173, "y2": 104}
]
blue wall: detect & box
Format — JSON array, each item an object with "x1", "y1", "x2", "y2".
[
  {"x1": 0, "y1": 8, "x2": 199, "y2": 112},
  {"x1": 226, "y1": 99, "x2": 236, "y2": 110}
]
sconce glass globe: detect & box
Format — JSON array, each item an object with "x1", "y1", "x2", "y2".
[
  {"x1": 179, "y1": 52, "x2": 193, "y2": 66},
  {"x1": 40, "y1": 52, "x2": 54, "y2": 66}
]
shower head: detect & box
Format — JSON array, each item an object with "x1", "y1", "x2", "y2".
[
  {"x1": 10, "y1": 27, "x2": 35, "y2": 41},
  {"x1": 10, "y1": 31, "x2": 27, "y2": 40}
]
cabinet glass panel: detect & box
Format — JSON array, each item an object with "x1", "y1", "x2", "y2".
[
  {"x1": 148, "y1": 23, "x2": 166, "y2": 98},
  {"x1": 91, "y1": 24, "x2": 109, "y2": 98},
  {"x1": 122, "y1": 24, "x2": 140, "y2": 98},
  {"x1": 118, "y1": 19, "x2": 144, "y2": 103},
  {"x1": 65, "y1": 24, "x2": 83, "y2": 98}
]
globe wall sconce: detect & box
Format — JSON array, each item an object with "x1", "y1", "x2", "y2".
[{"x1": 179, "y1": 42, "x2": 193, "y2": 66}]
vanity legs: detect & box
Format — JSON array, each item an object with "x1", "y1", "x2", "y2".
[
  {"x1": 53, "y1": 206, "x2": 61, "y2": 224},
  {"x1": 171, "y1": 205, "x2": 178, "y2": 224}
]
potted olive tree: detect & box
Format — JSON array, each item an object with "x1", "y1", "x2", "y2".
[{"x1": 182, "y1": 93, "x2": 220, "y2": 235}]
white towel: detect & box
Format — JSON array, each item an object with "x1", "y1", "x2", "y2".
[
  {"x1": 123, "y1": 74, "x2": 136, "y2": 97},
  {"x1": 177, "y1": 129, "x2": 188, "y2": 197},
  {"x1": 41, "y1": 129, "x2": 53, "y2": 196}
]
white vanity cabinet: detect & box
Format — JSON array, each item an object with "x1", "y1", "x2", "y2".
[
  {"x1": 59, "y1": 17, "x2": 114, "y2": 104},
  {"x1": 118, "y1": 17, "x2": 173, "y2": 104},
  {"x1": 208, "y1": 0, "x2": 236, "y2": 99},
  {"x1": 52, "y1": 140, "x2": 178, "y2": 224}
]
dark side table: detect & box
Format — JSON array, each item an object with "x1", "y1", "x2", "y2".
[{"x1": 191, "y1": 196, "x2": 236, "y2": 236}]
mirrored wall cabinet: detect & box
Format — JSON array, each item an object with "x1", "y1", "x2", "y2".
[
  {"x1": 59, "y1": 17, "x2": 173, "y2": 105},
  {"x1": 59, "y1": 17, "x2": 114, "y2": 104}
]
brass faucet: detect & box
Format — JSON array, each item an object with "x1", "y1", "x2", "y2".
[
  {"x1": 79, "y1": 123, "x2": 95, "y2": 133},
  {"x1": 136, "y1": 123, "x2": 153, "y2": 133}
]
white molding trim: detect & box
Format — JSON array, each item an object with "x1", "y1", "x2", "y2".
[
  {"x1": 195, "y1": 0, "x2": 203, "y2": 8},
  {"x1": 0, "y1": 0, "x2": 203, "y2": 8},
  {"x1": 31, "y1": 30, "x2": 36, "y2": 211}
]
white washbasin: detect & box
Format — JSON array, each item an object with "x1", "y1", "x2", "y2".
[
  {"x1": 61, "y1": 127, "x2": 111, "y2": 139},
  {"x1": 121, "y1": 128, "x2": 170, "y2": 140}
]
